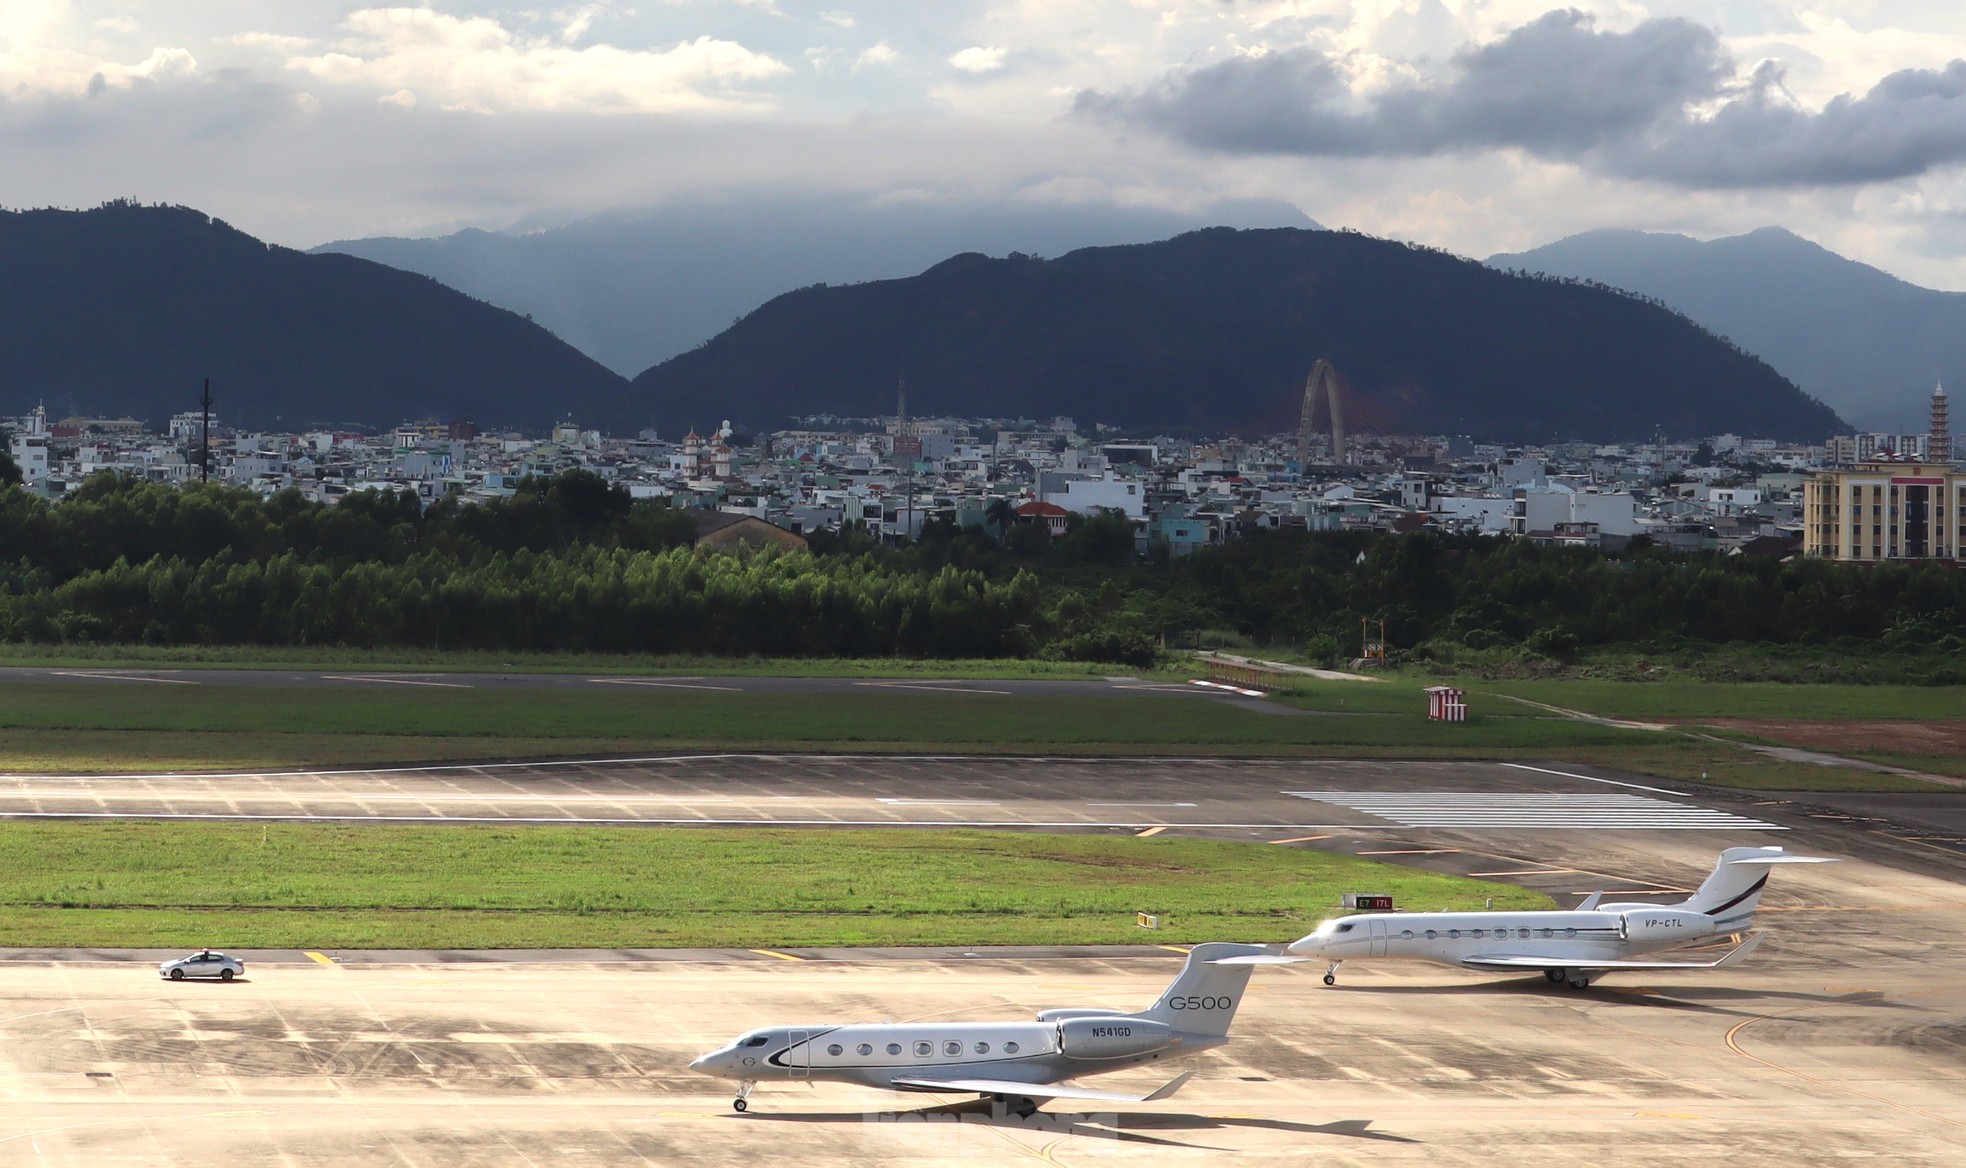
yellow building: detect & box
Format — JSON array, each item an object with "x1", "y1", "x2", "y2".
[{"x1": 1805, "y1": 460, "x2": 1965, "y2": 561}]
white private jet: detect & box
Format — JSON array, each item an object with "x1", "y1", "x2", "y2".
[
  {"x1": 1281, "y1": 846, "x2": 1833, "y2": 990},
  {"x1": 689, "y1": 941, "x2": 1267, "y2": 1116}
]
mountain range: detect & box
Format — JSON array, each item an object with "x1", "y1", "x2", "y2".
[
  {"x1": 1488, "y1": 228, "x2": 1964, "y2": 431},
  {"x1": 0, "y1": 202, "x2": 627, "y2": 431},
  {"x1": 620, "y1": 227, "x2": 1844, "y2": 443},
  {"x1": 316, "y1": 193, "x2": 1320, "y2": 378}
]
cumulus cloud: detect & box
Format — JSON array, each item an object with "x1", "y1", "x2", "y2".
[
  {"x1": 377, "y1": 87, "x2": 416, "y2": 109},
  {"x1": 948, "y1": 46, "x2": 1005, "y2": 74},
  {"x1": 1078, "y1": 8, "x2": 1966, "y2": 189},
  {"x1": 854, "y1": 42, "x2": 896, "y2": 70},
  {"x1": 284, "y1": 7, "x2": 788, "y2": 114}
]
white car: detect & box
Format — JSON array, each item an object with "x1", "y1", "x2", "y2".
[{"x1": 159, "y1": 950, "x2": 244, "y2": 981}]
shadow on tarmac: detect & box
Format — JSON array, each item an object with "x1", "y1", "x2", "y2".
[{"x1": 735, "y1": 1102, "x2": 1418, "y2": 1149}]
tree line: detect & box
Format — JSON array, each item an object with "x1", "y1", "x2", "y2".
[{"x1": 1, "y1": 472, "x2": 1961, "y2": 669}]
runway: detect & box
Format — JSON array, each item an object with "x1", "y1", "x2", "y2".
[
  {"x1": 0, "y1": 756, "x2": 1792, "y2": 834},
  {"x1": 0, "y1": 665, "x2": 1258, "y2": 703}
]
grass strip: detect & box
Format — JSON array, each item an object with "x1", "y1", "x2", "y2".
[{"x1": 0, "y1": 824, "x2": 1548, "y2": 948}]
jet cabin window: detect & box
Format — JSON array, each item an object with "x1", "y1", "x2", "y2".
[
  {"x1": 914, "y1": 1042, "x2": 932, "y2": 1057},
  {"x1": 1003, "y1": 1041, "x2": 1020, "y2": 1054},
  {"x1": 886, "y1": 1044, "x2": 902, "y2": 1056},
  {"x1": 826, "y1": 1044, "x2": 843, "y2": 1056},
  {"x1": 856, "y1": 1044, "x2": 873, "y2": 1056},
  {"x1": 944, "y1": 1041, "x2": 963, "y2": 1057}
]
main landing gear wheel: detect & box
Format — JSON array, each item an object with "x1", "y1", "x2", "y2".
[
  {"x1": 1545, "y1": 969, "x2": 1566, "y2": 984},
  {"x1": 1567, "y1": 975, "x2": 1592, "y2": 990}
]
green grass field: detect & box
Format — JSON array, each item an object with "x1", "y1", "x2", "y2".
[
  {"x1": 0, "y1": 683, "x2": 1649, "y2": 769},
  {"x1": 0, "y1": 681, "x2": 1952, "y2": 791},
  {"x1": 0, "y1": 823, "x2": 1548, "y2": 948},
  {"x1": 1458, "y1": 677, "x2": 1966, "y2": 721}
]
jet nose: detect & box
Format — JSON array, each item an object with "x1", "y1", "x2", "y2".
[{"x1": 688, "y1": 1053, "x2": 712, "y2": 1071}]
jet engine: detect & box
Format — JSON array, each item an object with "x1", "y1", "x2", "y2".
[
  {"x1": 1618, "y1": 908, "x2": 1718, "y2": 941},
  {"x1": 1035, "y1": 1008, "x2": 1127, "y2": 1023},
  {"x1": 1056, "y1": 1017, "x2": 1174, "y2": 1061}
]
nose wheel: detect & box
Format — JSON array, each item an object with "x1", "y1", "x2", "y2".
[
  {"x1": 1323, "y1": 961, "x2": 1340, "y2": 987},
  {"x1": 733, "y1": 1081, "x2": 755, "y2": 1112}
]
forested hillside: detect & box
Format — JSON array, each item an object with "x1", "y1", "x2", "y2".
[
  {"x1": 0, "y1": 202, "x2": 629, "y2": 430},
  {"x1": 625, "y1": 227, "x2": 1848, "y2": 442}
]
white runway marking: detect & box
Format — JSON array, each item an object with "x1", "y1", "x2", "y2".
[
  {"x1": 48, "y1": 671, "x2": 198, "y2": 685},
  {"x1": 1284, "y1": 791, "x2": 1784, "y2": 831},
  {"x1": 321, "y1": 675, "x2": 470, "y2": 689},
  {"x1": 852, "y1": 682, "x2": 1014, "y2": 695},
  {"x1": 589, "y1": 678, "x2": 744, "y2": 692}
]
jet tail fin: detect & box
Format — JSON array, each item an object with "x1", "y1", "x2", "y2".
[
  {"x1": 1677, "y1": 847, "x2": 1835, "y2": 930},
  {"x1": 1132, "y1": 942, "x2": 1268, "y2": 1037}
]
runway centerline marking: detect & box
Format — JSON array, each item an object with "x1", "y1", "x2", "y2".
[
  {"x1": 875, "y1": 799, "x2": 1001, "y2": 806},
  {"x1": 321, "y1": 675, "x2": 470, "y2": 689},
  {"x1": 853, "y1": 682, "x2": 1015, "y2": 695},
  {"x1": 590, "y1": 678, "x2": 743, "y2": 692},
  {"x1": 49, "y1": 671, "x2": 198, "y2": 685},
  {"x1": 1088, "y1": 802, "x2": 1198, "y2": 808}
]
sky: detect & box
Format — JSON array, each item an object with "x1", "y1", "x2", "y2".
[{"x1": 7, "y1": 2, "x2": 1966, "y2": 287}]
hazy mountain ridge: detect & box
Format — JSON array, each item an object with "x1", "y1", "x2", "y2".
[
  {"x1": 1488, "y1": 227, "x2": 1966, "y2": 430},
  {"x1": 623, "y1": 227, "x2": 1846, "y2": 443},
  {"x1": 314, "y1": 194, "x2": 1321, "y2": 377},
  {"x1": 0, "y1": 202, "x2": 628, "y2": 430}
]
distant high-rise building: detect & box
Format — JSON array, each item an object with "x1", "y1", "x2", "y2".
[{"x1": 1934, "y1": 382, "x2": 1952, "y2": 464}]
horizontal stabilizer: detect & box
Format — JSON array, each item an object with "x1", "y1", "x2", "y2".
[
  {"x1": 1210, "y1": 954, "x2": 1308, "y2": 965},
  {"x1": 891, "y1": 1070, "x2": 1196, "y2": 1104},
  {"x1": 1728, "y1": 855, "x2": 1836, "y2": 865},
  {"x1": 1461, "y1": 933, "x2": 1764, "y2": 973}
]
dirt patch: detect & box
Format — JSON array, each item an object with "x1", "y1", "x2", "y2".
[{"x1": 1685, "y1": 719, "x2": 1966, "y2": 757}]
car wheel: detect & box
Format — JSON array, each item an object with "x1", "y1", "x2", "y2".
[
  {"x1": 169, "y1": 968, "x2": 184, "y2": 980},
  {"x1": 220, "y1": 969, "x2": 235, "y2": 982}
]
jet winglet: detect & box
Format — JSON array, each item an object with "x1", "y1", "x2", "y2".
[
  {"x1": 1575, "y1": 891, "x2": 1604, "y2": 911},
  {"x1": 1142, "y1": 1070, "x2": 1197, "y2": 1102},
  {"x1": 1209, "y1": 954, "x2": 1308, "y2": 965}
]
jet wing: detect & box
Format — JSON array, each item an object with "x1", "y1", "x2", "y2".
[
  {"x1": 1461, "y1": 933, "x2": 1764, "y2": 972},
  {"x1": 889, "y1": 1070, "x2": 1194, "y2": 1104}
]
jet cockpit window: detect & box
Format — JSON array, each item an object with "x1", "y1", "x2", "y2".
[
  {"x1": 1335, "y1": 923, "x2": 1355, "y2": 934},
  {"x1": 739, "y1": 1036, "x2": 770, "y2": 1048}
]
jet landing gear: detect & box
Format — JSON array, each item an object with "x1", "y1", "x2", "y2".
[
  {"x1": 1323, "y1": 961, "x2": 1341, "y2": 987},
  {"x1": 732, "y1": 1081, "x2": 755, "y2": 1112},
  {"x1": 1545, "y1": 968, "x2": 1592, "y2": 990},
  {"x1": 990, "y1": 1094, "x2": 1040, "y2": 1120}
]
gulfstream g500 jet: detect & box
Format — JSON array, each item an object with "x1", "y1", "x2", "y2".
[
  {"x1": 1281, "y1": 846, "x2": 1833, "y2": 990},
  {"x1": 688, "y1": 941, "x2": 1267, "y2": 1115}
]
